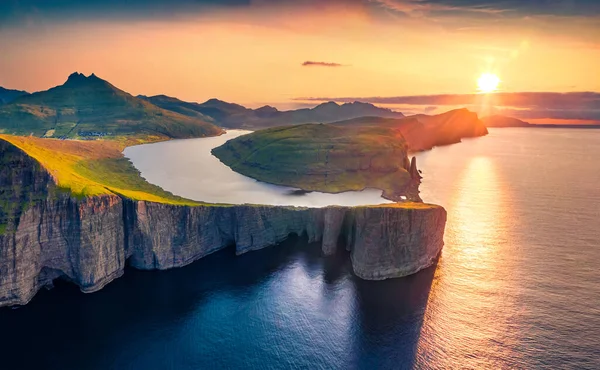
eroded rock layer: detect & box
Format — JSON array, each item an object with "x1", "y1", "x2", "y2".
[{"x1": 0, "y1": 140, "x2": 446, "y2": 307}]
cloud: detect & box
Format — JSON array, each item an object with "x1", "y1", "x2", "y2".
[
  {"x1": 370, "y1": 0, "x2": 510, "y2": 17},
  {"x1": 302, "y1": 61, "x2": 345, "y2": 67},
  {"x1": 296, "y1": 92, "x2": 600, "y2": 121},
  {"x1": 369, "y1": 0, "x2": 600, "y2": 18}
]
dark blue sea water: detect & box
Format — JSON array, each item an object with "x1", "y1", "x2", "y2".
[{"x1": 1, "y1": 128, "x2": 599, "y2": 369}]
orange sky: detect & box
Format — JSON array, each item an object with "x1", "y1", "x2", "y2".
[{"x1": 1, "y1": 1, "x2": 599, "y2": 108}]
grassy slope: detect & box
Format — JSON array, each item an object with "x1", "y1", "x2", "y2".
[
  {"x1": 212, "y1": 123, "x2": 417, "y2": 201},
  {"x1": 0, "y1": 132, "x2": 436, "y2": 214},
  {"x1": 0, "y1": 74, "x2": 223, "y2": 139},
  {"x1": 0, "y1": 134, "x2": 201, "y2": 205}
]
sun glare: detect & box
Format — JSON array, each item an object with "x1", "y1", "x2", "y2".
[{"x1": 477, "y1": 73, "x2": 500, "y2": 93}]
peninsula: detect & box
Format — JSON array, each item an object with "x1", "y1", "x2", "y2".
[
  {"x1": 212, "y1": 123, "x2": 423, "y2": 202},
  {"x1": 0, "y1": 134, "x2": 446, "y2": 307},
  {"x1": 211, "y1": 108, "x2": 488, "y2": 200}
]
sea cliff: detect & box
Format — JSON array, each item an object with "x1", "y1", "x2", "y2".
[{"x1": 0, "y1": 139, "x2": 446, "y2": 307}]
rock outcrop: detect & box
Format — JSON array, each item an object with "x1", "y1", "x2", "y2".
[{"x1": 0, "y1": 140, "x2": 446, "y2": 307}]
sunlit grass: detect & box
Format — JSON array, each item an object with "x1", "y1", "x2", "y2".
[{"x1": 0, "y1": 134, "x2": 201, "y2": 205}]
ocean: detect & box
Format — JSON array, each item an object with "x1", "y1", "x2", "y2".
[{"x1": 1, "y1": 128, "x2": 599, "y2": 369}]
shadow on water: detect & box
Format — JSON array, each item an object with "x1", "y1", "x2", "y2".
[
  {"x1": 352, "y1": 261, "x2": 437, "y2": 370},
  {"x1": 0, "y1": 234, "x2": 437, "y2": 370}
]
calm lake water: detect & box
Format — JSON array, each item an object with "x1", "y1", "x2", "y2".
[
  {"x1": 1, "y1": 128, "x2": 599, "y2": 369},
  {"x1": 123, "y1": 130, "x2": 392, "y2": 207}
]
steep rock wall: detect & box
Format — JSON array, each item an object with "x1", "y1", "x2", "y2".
[
  {"x1": 0, "y1": 140, "x2": 126, "y2": 306},
  {"x1": 0, "y1": 140, "x2": 446, "y2": 307}
]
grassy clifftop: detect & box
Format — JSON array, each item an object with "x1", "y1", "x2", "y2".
[
  {"x1": 0, "y1": 134, "x2": 200, "y2": 205},
  {"x1": 212, "y1": 124, "x2": 420, "y2": 201}
]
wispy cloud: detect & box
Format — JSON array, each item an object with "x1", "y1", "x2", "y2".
[
  {"x1": 302, "y1": 61, "x2": 345, "y2": 67},
  {"x1": 369, "y1": 0, "x2": 600, "y2": 18},
  {"x1": 370, "y1": 0, "x2": 511, "y2": 17},
  {"x1": 297, "y1": 92, "x2": 600, "y2": 108}
]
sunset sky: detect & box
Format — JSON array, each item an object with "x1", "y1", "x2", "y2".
[{"x1": 1, "y1": 0, "x2": 599, "y2": 122}]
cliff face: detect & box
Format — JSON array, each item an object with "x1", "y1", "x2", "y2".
[
  {"x1": 0, "y1": 140, "x2": 446, "y2": 307},
  {"x1": 0, "y1": 140, "x2": 126, "y2": 306}
]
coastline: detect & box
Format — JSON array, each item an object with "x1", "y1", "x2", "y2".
[{"x1": 0, "y1": 134, "x2": 447, "y2": 307}]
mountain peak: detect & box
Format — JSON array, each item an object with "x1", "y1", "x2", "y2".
[
  {"x1": 256, "y1": 105, "x2": 278, "y2": 113},
  {"x1": 66, "y1": 72, "x2": 86, "y2": 83},
  {"x1": 344, "y1": 101, "x2": 372, "y2": 106},
  {"x1": 204, "y1": 98, "x2": 226, "y2": 104},
  {"x1": 64, "y1": 72, "x2": 105, "y2": 87}
]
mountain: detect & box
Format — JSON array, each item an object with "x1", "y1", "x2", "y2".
[
  {"x1": 136, "y1": 95, "x2": 217, "y2": 122},
  {"x1": 332, "y1": 108, "x2": 488, "y2": 151},
  {"x1": 482, "y1": 115, "x2": 531, "y2": 127},
  {"x1": 141, "y1": 95, "x2": 405, "y2": 129},
  {"x1": 0, "y1": 87, "x2": 29, "y2": 105},
  {"x1": 0, "y1": 73, "x2": 223, "y2": 139}
]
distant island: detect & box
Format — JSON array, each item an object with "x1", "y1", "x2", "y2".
[
  {"x1": 482, "y1": 115, "x2": 532, "y2": 127},
  {"x1": 481, "y1": 115, "x2": 600, "y2": 128}
]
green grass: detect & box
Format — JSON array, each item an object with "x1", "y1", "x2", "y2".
[
  {"x1": 0, "y1": 134, "x2": 201, "y2": 205},
  {"x1": 72, "y1": 157, "x2": 199, "y2": 205},
  {"x1": 212, "y1": 123, "x2": 420, "y2": 201}
]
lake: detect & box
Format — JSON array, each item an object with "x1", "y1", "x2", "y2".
[
  {"x1": 1, "y1": 128, "x2": 599, "y2": 369},
  {"x1": 123, "y1": 130, "x2": 392, "y2": 207}
]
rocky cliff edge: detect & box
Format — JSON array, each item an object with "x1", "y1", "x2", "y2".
[{"x1": 0, "y1": 139, "x2": 446, "y2": 307}]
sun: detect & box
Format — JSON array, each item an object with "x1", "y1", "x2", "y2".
[{"x1": 477, "y1": 73, "x2": 500, "y2": 93}]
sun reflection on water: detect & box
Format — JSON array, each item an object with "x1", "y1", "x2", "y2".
[{"x1": 415, "y1": 156, "x2": 524, "y2": 369}]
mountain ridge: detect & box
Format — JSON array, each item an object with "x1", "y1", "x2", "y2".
[
  {"x1": 0, "y1": 87, "x2": 29, "y2": 105},
  {"x1": 140, "y1": 95, "x2": 405, "y2": 129},
  {"x1": 0, "y1": 73, "x2": 223, "y2": 139}
]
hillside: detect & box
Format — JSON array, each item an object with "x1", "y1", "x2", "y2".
[
  {"x1": 0, "y1": 73, "x2": 223, "y2": 139},
  {"x1": 212, "y1": 123, "x2": 422, "y2": 201},
  {"x1": 0, "y1": 134, "x2": 201, "y2": 205},
  {"x1": 136, "y1": 95, "x2": 218, "y2": 122},
  {"x1": 142, "y1": 95, "x2": 405, "y2": 129},
  {"x1": 332, "y1": 108, "x2": 488, "y2": 151},
  {"x1": 482, "y1": 115, "x2": 531, "y2": 127},
  {"x1": 0, "y1": 87, "x2": 29, "y2": 105}
]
